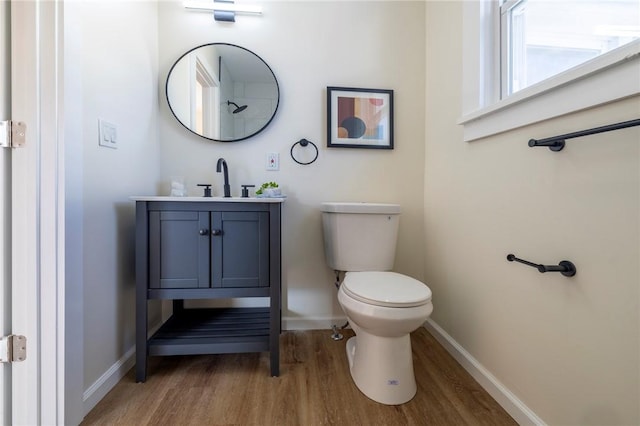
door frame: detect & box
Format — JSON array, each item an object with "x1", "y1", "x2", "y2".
[
  {"x1": 1, "y1": 1, "x2": 11, "y2": 424},
  {"x1": 10, "y1": 1, "x2": 69, "y2": 424}
]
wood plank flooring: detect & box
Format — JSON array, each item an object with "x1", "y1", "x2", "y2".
[{"x1": 82, "y1": 328, "x2": 517, "y2": 425}]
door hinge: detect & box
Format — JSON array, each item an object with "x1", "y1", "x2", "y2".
[
  {"x1": 0, "y1": 120, "x2": 27, "y2": 148},
  {"x1": 0, "y1": 335, "x2": 27, "y2": 363}
]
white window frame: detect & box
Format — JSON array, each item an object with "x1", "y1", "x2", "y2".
[{"x1": 459, "y1": 0, "x2": 640, "y2": 142}]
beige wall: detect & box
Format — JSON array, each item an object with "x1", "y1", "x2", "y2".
[
  {"x1": 157, "y1": 1, "x2": 426, "y2": 327},
  {"x1": 425, "y1": 2, "x2": 639, "y2": 425}
]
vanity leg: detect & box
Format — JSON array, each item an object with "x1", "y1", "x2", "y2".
[
  {"x1": 270, "y1": 317, "x2": 279, "y2": 377},
  {"x1": 135, "y1": 201, "x2": 148, "y2": 383},
  {"x1": 269, "y1": 203, "x2": 281, "y2": 377},
  {"x1": 269, "y1": 290, "x2": 280, "y2": 377},
  {"x1": 270, "y1": 305, "x2": 280, "y2": 377},
  {"x1": 135, "y1": 299, "x2": 147, "y2": 382},
  {"x1": 173, "y1": 299, "x2": 184, "y2": 313}
]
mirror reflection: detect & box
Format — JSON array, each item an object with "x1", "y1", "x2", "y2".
[{"x1": 166, "y1": 43, "x2": 279, "y2": 142}]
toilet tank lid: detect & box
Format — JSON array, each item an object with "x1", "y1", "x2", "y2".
[{"x1": 321, "y1": 202, "x2": 401, "y2": 214}]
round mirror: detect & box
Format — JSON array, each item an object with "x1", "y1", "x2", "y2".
[{"x1": 166, "y1": 43, "x2": 280, "y2": 142}]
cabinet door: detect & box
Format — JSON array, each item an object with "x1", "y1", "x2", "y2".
[
  {"x1": 149, "y1": 211, "x2": 210, "y2": 288},
  {"x1": 212, "y1": 211, "x2": 269, "y2": 288}
]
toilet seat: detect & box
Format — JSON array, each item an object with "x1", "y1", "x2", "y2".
[{"x1": 342, "y1": 271, "x2": 431, "y2": 308}]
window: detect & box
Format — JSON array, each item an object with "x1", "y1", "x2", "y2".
[
  {"x1": 501, "y1": 0, "x2": 640, "y2": 96},
  {"x1": 459, "y1": 0, "x2": 640, "y2": 142}
]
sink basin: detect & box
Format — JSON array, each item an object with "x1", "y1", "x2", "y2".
[{"x1": 130, "y1": 196, "x2": 285, "y2": 203}]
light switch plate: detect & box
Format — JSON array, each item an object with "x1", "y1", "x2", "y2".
[{"x1": 98, "y1": 119, "x2": 117, "y2": 149}]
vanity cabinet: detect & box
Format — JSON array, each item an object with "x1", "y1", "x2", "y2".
[
  {"x1": 149, "y1": 210, "x2": 269, "y2": 289},
  {"x1": 134, "y1": 198, "x2": 283, "y2": 382}
]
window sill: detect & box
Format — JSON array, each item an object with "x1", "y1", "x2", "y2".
[{"x1": 458, "y1": 41, "x2": 640, "y2": 142}]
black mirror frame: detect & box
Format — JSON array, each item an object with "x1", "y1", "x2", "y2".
[{"x1": 165, "y1": 43, "x2": 280, "y2": 142}]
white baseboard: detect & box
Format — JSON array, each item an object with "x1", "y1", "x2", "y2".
[
  {"x1": 424, "y1": 319, "x2": 546, "y2": 426},
  {"x1": 83, "y1": 322, "x2": 163, "y2": 416},
  {"x1": 82, "y1": 345, "x2": 136, "y2": 416},
  {"x1": 282, "y1": 315, "x2": 347, "y2": 331}
]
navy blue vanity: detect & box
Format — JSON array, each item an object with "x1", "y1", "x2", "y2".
[{"x1": 133, "y1": 196, "x2": 284, "y2": 382}]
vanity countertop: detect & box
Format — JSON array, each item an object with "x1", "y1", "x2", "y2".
[{"x1": 131, "y1": 196, "x2": 285, "y2": 203}]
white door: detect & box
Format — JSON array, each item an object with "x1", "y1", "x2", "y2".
[{"x1": 0, "y1": 1, "x2": 11, "y2": 423}]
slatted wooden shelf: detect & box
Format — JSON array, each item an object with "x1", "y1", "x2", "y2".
[{"x1": 148, "y1": 308, "x2": 271, "y2": 356}]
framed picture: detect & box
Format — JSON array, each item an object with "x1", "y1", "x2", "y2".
[{"x1": 327, "y1": 86, "x2": 394, "y2": 149}]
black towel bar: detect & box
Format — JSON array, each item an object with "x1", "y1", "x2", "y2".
[
  {"x1": 507, "y1": 254, "x2": 576, "y2": 277},
  {"x1": 528, "y1": 118, "x2": 640, "y2": 151}
]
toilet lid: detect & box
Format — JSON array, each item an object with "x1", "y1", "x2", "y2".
[{"x1": 342, "y1": 271, "x2": 432, "y2": 308}]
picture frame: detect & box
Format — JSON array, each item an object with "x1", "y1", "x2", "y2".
[{"x1": 327, "y1": 86, "x2": 394, "y2": 149}]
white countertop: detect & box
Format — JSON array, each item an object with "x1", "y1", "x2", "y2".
[{"x1": 131, "y1": 196, "x2": 286, "y2": 203}]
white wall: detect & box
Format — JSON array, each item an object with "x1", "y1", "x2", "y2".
[
  {"x1": 424, "y1": 2, "x2": 639, "y2": 425},
  {"x1": 157, "y1": 1, "x2": 427, "y2": 328},
  {"x1": 69, "y1": 0, "x2": 161, "y2": 413}
]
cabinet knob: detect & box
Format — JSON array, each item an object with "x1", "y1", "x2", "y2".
[
  {"x1": 211, "y1": 229, "x2": 222, "y2": 236},
  {"x1": 199, "y1": 229, "x2": 209, "y2": 236}
]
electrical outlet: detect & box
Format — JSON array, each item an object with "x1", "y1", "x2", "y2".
[
  {"x1": 98, "y1": 119, "x2": 117, "y2": 149},
  {"x1": 266, "y1": 152, "x2": 279, "y2": 171}
]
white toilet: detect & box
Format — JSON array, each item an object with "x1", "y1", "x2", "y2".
[{"x1": 321, "y1": 202, "x2": 433, "y2": 405}]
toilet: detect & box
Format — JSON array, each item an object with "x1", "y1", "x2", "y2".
[{"x1": 321, "y1": 202, "x2": 433, "y2": 405}]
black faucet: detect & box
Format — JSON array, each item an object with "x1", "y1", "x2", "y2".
[{"x1": 216, "y1": 158, "x2": 231, "y2": 197}]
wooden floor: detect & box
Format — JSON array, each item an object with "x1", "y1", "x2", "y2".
[{"x1": 82, "y1": 328, "x2": 517, "y2": 425}]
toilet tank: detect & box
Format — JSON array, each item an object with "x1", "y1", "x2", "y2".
[{"x1": 321, "y1": 202, "x2": 401, "y2": 272}]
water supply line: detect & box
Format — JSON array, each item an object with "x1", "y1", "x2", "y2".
[
  {"x1": 334, "y1": 270, "x2": 342, "y2": 290},
  {"x1": 331, "y1": 325, "x2": 343, "y2": 341},
  {"x1": 331, "y1": 270, "x2": 348, "y2": 341}
]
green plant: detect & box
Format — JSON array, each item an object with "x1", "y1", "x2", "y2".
[{"x1": 255, "y1": 181, "x2": 279, "y2": 195}]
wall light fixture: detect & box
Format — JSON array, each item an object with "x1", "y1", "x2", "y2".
[{"x1": 183, "y1": 0, "x2": 263, "y2": 22}]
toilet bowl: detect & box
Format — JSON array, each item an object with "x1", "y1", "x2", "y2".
[
  {"x1": 320, "y1": 202, "x2": 433, "y2": 405},
  {"x1": 338, "y1": 271, "x2": 433, "y2": 405}
]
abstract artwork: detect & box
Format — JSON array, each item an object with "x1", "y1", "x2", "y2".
[{"x1": 327, "y1": 87, "x2": 394, "y2": 149}]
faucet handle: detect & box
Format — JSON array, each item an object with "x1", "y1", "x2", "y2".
[
  {"x1": 241, "y1": 184, "x2": 255, "y2": 198},
  {"x1": 197, "y1": 184, "x2": 212, "y2": 197}
]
